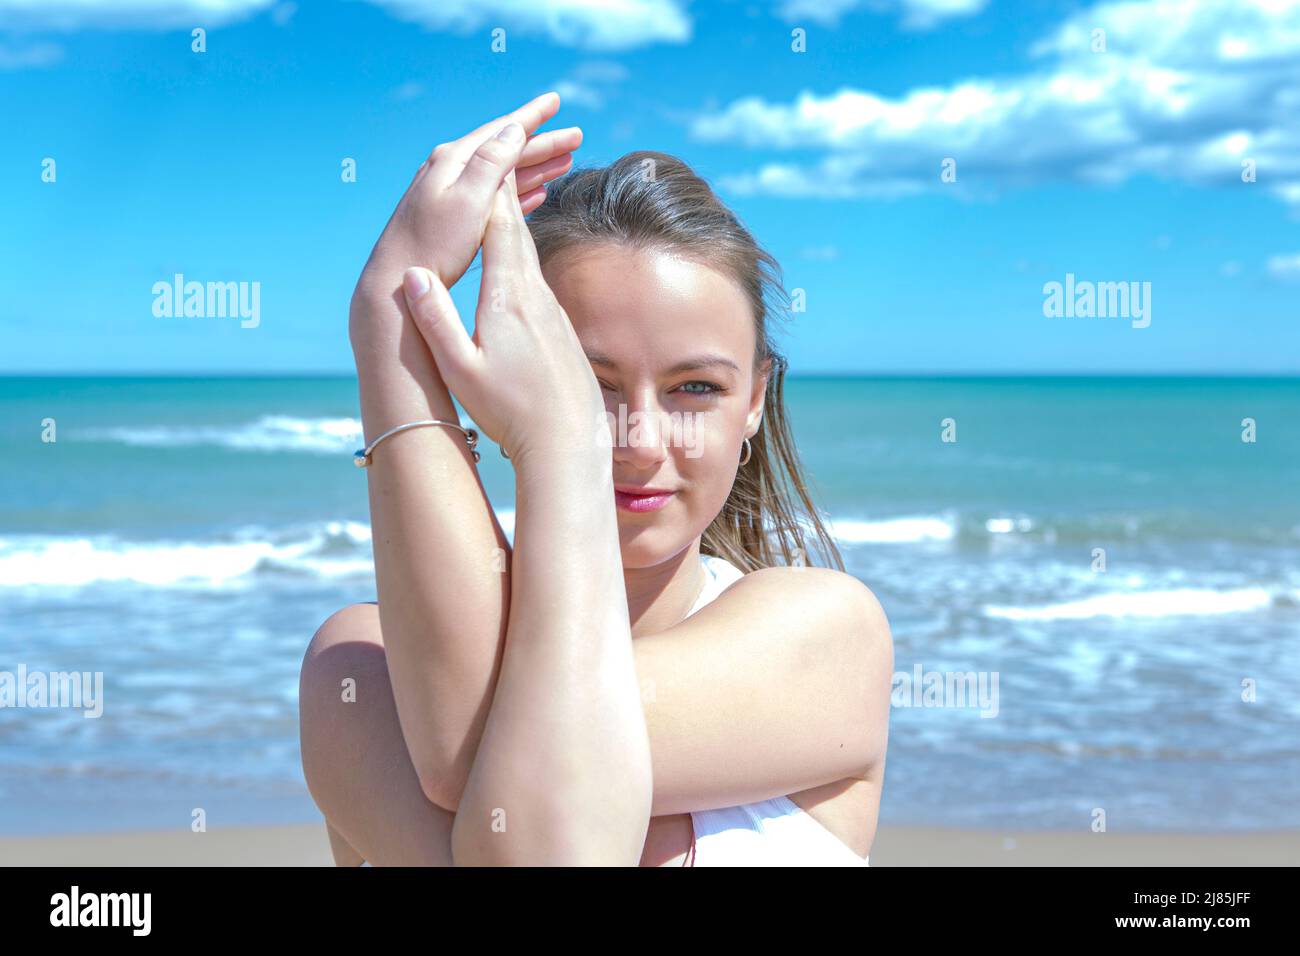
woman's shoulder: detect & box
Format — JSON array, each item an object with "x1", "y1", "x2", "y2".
[
  {"x1": 702, "y1": 557, "x2": 887, "y2": 629},
  {"x1": 708, "y1": 553, "x2": 869, "y2": 590}
]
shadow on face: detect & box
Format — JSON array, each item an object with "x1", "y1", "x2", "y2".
[{"x1": 541, "y1": 242, "x2": 768, "y2": 567}]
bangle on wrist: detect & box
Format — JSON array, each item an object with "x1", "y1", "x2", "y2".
[{"x1": 353, "y1": 419, "x2": 510, "y2": 466}]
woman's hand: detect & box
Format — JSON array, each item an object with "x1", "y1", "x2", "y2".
[
  {"x1": 349, "y1": 92, "x2": 581, "y2": 346},
  {"x1": 398, "y1": 174, "x2": 604, "y2": 468}
]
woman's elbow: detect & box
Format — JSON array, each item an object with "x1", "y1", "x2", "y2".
[
  {"x1": 842, "y1": 576, "x2": 894, "y2": 775},
  {"x1": 419, "y1": 758, "x2": 466, "y2": 812}
]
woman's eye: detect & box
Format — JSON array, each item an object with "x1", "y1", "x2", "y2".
[
  {"x1": 679, "y1": 381, "x2": 725, "y2": 396},
  {"x1": 599, "y1": 381, "x2": 725, "y2": 397}
]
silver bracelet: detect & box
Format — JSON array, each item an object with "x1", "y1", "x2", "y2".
[{"x1": 353, "y1": 419, "x2": 499, "y2": 467}]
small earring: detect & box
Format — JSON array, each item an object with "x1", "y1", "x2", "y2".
[{"x1": 739, "y1": 437, "x2": 752, "y2": 465}]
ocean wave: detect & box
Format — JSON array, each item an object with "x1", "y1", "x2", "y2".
[
  {"x1": 82, "y1": 416, "x2": 366, "y2": 454},
  {"x1": 826, "y1": 516, "x2": 956, "y2": 544},
  {"x1": 4, "y1": 512, "x2": 1294, "y2": 605},
  {"x1": 983, "y1": 587, "x2": 1278, "y2": 621},
  {"x1": 0, "y1": 511, "x2": 959, "y2": 588},
  {"x1": 823, "y1": 513, "x2": 1051, "y2": 546},
  {"x1": 823, "y1": 513, "x2": 1045, "y2": 545},
  {"x1": 985, "y1": 517, "x2": 1034, "y2": 534},
  {"x1": 0, "y1": 521, "x2": 375, "y2": 588},
  {"x1": 828, "y1": 510, "x2": 1300, "y2": 550}
]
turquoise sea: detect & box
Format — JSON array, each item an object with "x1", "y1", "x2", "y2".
[{"x1": 2, "y1": 375, "x2": 1298, "y2": 835}]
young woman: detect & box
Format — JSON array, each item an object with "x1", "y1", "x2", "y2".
[{"x1": 299, "y1": 92, "x2": 893, "y2": 866}]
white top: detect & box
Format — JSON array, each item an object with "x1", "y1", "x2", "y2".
[{"x1": 683, "y1": 554, "x2": 870, "y2": 866}]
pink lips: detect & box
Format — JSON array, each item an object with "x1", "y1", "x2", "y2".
[{"x1": 614, "y1": 487, "x2": 675, "y2": 513}]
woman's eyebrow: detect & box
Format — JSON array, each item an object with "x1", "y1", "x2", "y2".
[{"x1": 584, "y1": 351, "x2": 741, "y2": 375}]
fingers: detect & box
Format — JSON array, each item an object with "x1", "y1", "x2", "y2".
[
  {"x1": 484, "y1": 91, "x2": 562, "y2": 142},
  {"x1": 500, "y1": 172, "x2": 541, "y2": 262},
  {"x1": 427, "y1": 92, "x2": 562, "y2": 187},
  {"x1": 481, "y1": 179, "x2": 541, "y2": 294},
  {"x1": 515, "y1": 151, "x2": 573, "y2": 196},
  {"x1": 511, "y1": 125, "x2": 580, "y2": 197},
  {"x1": 518, "y1": 185, "x2": 547, "y2": 216},
  {"x1": 518, "y1": 126, "x2": 582, "y2": 169},
  {"x1": 454, "y1": 122, "x2": 529, "y2": 215},
  {"x1": 401, "y1": 267, "x2": 476, "y2": 388}
]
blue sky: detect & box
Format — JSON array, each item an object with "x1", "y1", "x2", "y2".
[{"x1": 2, "y1": 0, "x2": 1298, "y2": 374}]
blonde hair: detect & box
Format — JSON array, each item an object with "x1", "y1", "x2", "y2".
[{"x1": 527, "y1": 151, "x2": 844, "y2": 572}]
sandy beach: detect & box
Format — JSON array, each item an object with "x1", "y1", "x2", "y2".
[{"x1": 3, "y1": 824, "x2": 1295, "y2": 866}]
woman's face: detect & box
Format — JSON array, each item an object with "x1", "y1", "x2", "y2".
[{"x1": 542, "y1": 242, "x2": 770, "y2": 569}]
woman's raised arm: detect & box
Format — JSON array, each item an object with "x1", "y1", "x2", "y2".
[
  {"x1": 347, "y1": 93, "x2": 580, "y2": 810},
  {"x1": 399, "y1": 179, "x2": 653, "y2": 865}
]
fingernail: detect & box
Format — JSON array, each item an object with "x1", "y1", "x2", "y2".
[
  {"x1": 496, "y1": 122, "x2": 523, "y2": 144},
  {"x1": 403, "y1": 267, "x2": 431, "y2": 301}
]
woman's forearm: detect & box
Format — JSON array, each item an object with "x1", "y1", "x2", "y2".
[
  {"x1": 338, "y1": 94, "x2": 581, "y2": 814},
  {"x1": 449, "y1": 443, "x2": 653, "y2": 865},
  {"x1": 351, "y1": 290, "x2": 511, "y2": 811}
]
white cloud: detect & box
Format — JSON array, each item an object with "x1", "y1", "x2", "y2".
[
  {"x1": 1266, "y1": 252, "x2": 1300, "y2": 278},
  {"x1": 800, "y1": 244, "x2": 841, "y2": 259},
  {"x1": 551, "y1": 59, "x2": 630, "y2": 109},
  {"x1": 364, "y1": 0, "x2": 690, "y2": 50},
  {"x1": 693, "y1": 0, "x2": 1300, "y2": 206},
  {"x1": 570, "y1": 59, "x2": 630, "y2": 83},
  {"x1": 0, "y1": 0, "x2": 274, "y2": 31},
  {"x1": 389, "y1": 80, "x2": 426, "y2": 101},
  {"x1": 1030, "y1": 0, "x2": 1300, "y2": 67},
  {"x1": 776, "y1": 0, "x2": 987, "y2": 31},
  {"x1": 270, "y1": 1, "x2": 295, "y2": 26},
  {"x1": 553, "y1": 79, "x2": 604, "y2": 109},
  {"x1": 0, "y1": 0, "x2": 689, "y2": 48},
  {"x1": 0, "y1": 40, "x2": 62, "y2": 67}
]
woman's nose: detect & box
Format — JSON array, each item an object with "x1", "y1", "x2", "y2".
[{"x1": 607, "y1": 394, "x2": 669, "y2": 464}]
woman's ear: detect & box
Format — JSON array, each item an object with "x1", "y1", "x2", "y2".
[{"x1": 746, "y1": 356, "x2": 773, "y2": 437}]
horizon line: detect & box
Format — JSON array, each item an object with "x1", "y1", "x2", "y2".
[{"x1": 3, "y1": 370, "x2": 1299, "y2": 380}]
